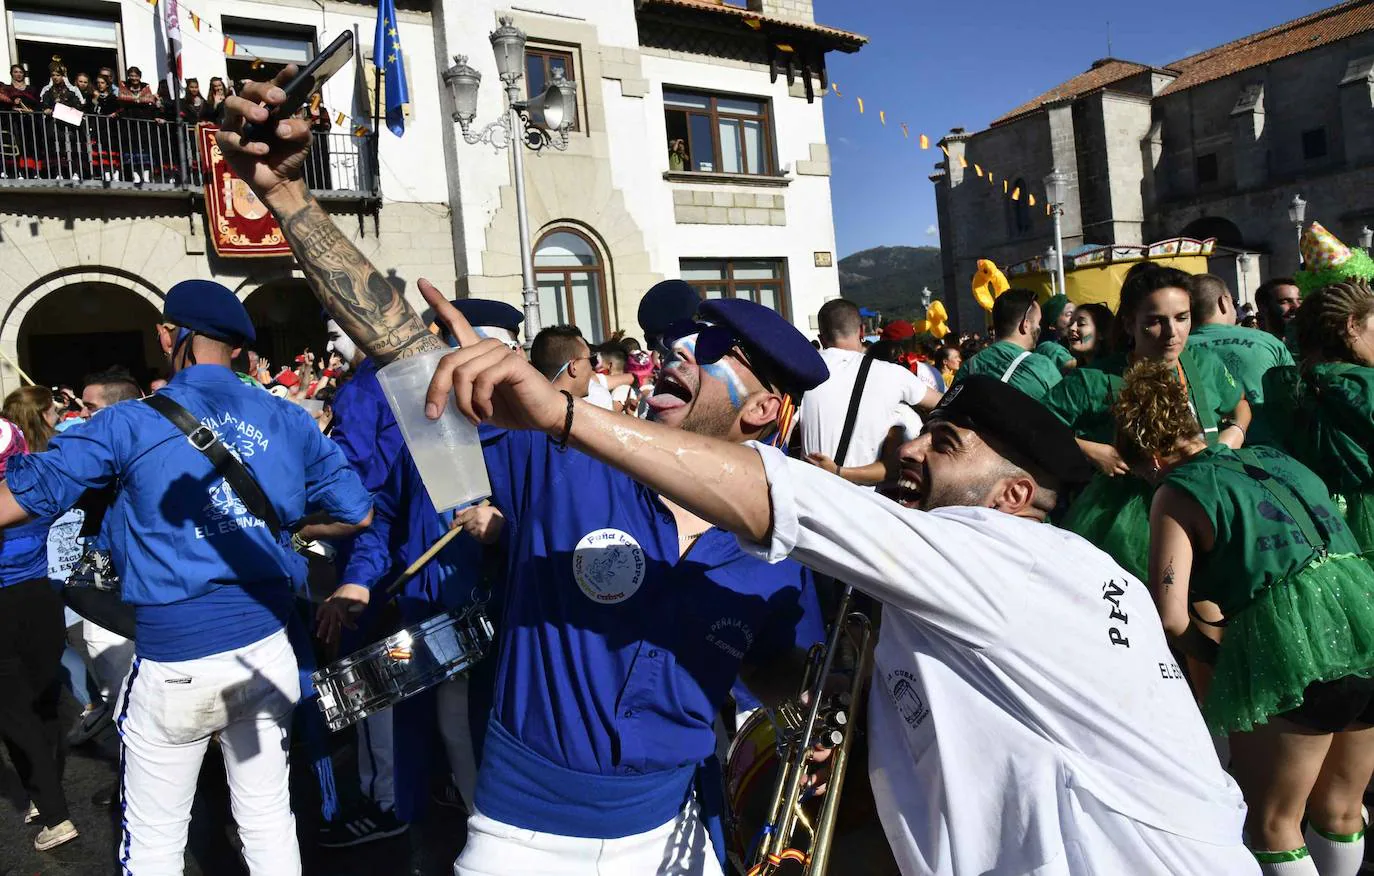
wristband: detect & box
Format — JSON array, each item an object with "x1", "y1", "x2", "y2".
[{"x1": 555, "y1": 390, "x2": 574, "y2": 452}]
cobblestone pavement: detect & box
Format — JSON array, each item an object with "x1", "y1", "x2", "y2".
[{"x1": 0, "y1": 695, "x2": 467, "y2": 876}]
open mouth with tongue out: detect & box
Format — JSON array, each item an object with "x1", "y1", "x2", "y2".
[{"x1": 644, "y1": 368, "x2": 695, "y2": 414}]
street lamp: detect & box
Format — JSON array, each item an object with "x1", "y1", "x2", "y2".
[
  {"x1": 1288, "y1": 194, "x2": 1306, "y2": 265},
  {"x1": 1237, "y1": 251, "x2": 1252, "y2": 306},
  {"x1": 441, "y1": 16, "x2": 579, "y2": 347},
  {"x1": 1360, "y1": 225, "x2": 1373, "y2": 253},
  {"x1": 1043, "y1": 168, "x2": 1068, "y2": 302},
  {"x1": 1045, "y1": 245, "x2": 1058, "y2": 296}
]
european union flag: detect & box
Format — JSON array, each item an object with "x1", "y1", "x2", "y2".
[{"x1": 374, "y1": 0, "x2": 409, "y2": 136}]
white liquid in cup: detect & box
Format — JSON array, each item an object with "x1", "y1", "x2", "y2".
[{"x1": 376, "y1": 349, "x2": 492, "y2": 512}]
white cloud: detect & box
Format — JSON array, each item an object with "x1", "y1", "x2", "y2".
[{"x1": 925, "y1": 224, "x2": 938, "y2": 237}]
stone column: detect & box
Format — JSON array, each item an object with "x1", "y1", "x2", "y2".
[
  {"x1": 1045, "y1": 97, "x2": 1083, "y2": 251},
  {"x1": 1339, "y1": 55, "x2": 1374, "y2": 166},
  {"x1": 1230, "y1": 83, "x2": 1267, "y2": 191}
]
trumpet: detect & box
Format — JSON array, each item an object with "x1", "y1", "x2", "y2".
[{"x1": 745, "y1": 584, "x2": 874, "y2": 876}]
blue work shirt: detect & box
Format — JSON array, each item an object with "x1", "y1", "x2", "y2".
[
  {"x1": 340, "y1": 444, "x2": 486, "y2": 617},
  {"x1": 484, "y1": 429, "x2": 817, "y2": 775},
  {"x1": 7, "y1": 365, "x2": 372, "y2": 661},
  {"x1": 1, "y1": 514, "x2": 56, "y2": 587},
  {"x1": 329, "y1": 358, "x2": 403, "y2": 492}
]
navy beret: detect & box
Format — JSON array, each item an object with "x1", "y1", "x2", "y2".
[
  {"x1": 697, "y1": 298, "x2": 828, "y2": 396},
  {"x1": 164, "y1": 279, "x2": 255, "y2": 344},
  {"x1": 450, "y1": 298, "x2": 524, "y2": 334},
  {"x1": 930, "y1": 376, "x2": 1093, "y2": 486},
  {"x1": 638, "y1": 280, "x2": 702, "y2": 341}
]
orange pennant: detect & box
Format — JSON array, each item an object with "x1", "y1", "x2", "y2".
[
  {"x1": 974, "y1": 164, "x2": 983, "y2": 177},
  {"x1": 1028, "y1": 193, "x2": 1036, "y2": 207},
  {"x1": 857, "y1": 97, "x2": 864, "y2": 114},
  {"x1": 879, "y1": 110, "x2": 886, "y2": 126},
  {"x1": 920, "y1": 134, "x2": 930, "y2": 150},
  {"x1": 831, "y1": 83, "x2": 842, "y2": 97},
  {"x1": 1011, "y1": 187, "x2": 1021, "y2": 201}
]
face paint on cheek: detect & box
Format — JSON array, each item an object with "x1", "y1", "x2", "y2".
[{"x1": 703, "y1": 358, "x2": 749, "y2": 410}]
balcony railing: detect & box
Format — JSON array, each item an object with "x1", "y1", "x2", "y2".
[{"x1": 0, "y1": 111, "x2": 376, "y2": 199}]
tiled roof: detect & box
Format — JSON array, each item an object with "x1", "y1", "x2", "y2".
[
  {"x1": 989, "y1": 0, "x2": 1374, "y2": 126},
  {"x1": 636, "y1": 0, "x2": 868, "y2": 51},
  {"x1": 991, "y1": 59, "x2": 1159, "y2": 126},
  {"x1": 1159, "y1": 0, "x2": 1374, "y2": 94}
]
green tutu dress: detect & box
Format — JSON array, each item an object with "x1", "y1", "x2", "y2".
[
  {"x1": 1167, "y1": 446, "x2": 1374, "y2": 735},
  {"x1": 1060, "y1": 474, "x2": 1153, "y2": 582}
]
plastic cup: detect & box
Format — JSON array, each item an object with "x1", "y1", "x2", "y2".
[{"x1": 376, "y1": 349, "x2": 491, "y2": 512}]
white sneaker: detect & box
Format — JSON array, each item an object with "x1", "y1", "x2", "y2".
[
  {"x1": 34, "y1": 819, "x2": 78, "y2": 851},
  {"x1": 25, "y1": 802, "x2": 39, "y2": 824}
]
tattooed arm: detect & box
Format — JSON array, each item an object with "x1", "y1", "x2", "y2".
[
  {"x1": 1148, "y1": 485, "x2": 1219, "y2": 663},
  {"x1": 212, "y1": 69, "x2": 442, "y2": 363},
  {"x1": 271, "y1": 186, "x2": 443, "y2": 362}
]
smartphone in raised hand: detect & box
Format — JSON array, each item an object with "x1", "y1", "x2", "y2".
[{"x1": 241, "y1": 31, "x2": 354, "y2": 143}]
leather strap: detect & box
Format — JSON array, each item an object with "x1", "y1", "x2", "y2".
[
  {"x1": 142, "y1": 393, "x2": 286, "y2": 540},
  {"x1": 833, "y1": 353, "x2": 875, "y2": 468}
]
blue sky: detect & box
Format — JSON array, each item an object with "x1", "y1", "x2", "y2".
[{"x1": 816, "y1": 0, "x2": 1321, "y2": 257}]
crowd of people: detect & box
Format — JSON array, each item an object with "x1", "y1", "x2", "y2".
[
  {"x1": 2, "y1": 68, "x2": 1374, "y2": 876},
  {"x1": 0, "y1": 56, "x2": 331, "y2": 183}
]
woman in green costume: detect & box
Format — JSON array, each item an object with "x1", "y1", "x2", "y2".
[
  {"x1": 1064, "y1": 303, "x2": 1113, "y2": 367},
  {"x1": 1268, "y1": 280, "x2": 1374, "y2": 562},
  {"x1": 1041, "y1": 263, "x2": 1250, "y2": 580},
  {"x1": 1116, "y1": 358, "x2": 1374, "y2": 876}
]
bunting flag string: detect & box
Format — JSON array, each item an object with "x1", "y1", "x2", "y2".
[{"x1": 827, "y1": 79, "x2": 1054, "y2": 224}]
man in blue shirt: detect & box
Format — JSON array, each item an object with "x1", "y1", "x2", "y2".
[
  {"x1": 0, "y1": 280, "x2": 373, "y2": 876},
  {"x1": 216, "y1": 78, "x2": 824, "y2": 875}
]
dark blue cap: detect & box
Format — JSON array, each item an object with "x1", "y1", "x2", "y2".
[
  {"x1": 638, "y1": 280, "x2": 701, "y2": 341},
  {"x1": 697, "y1": 298, "x2": 828, "y2": 396},
  {"x1": 449, "y1": 298, "x2": 523, "y2": 333},
  {"x1": 163, "y1": 279, "x2": 255, "y2": 344}
]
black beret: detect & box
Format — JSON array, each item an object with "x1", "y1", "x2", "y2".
[
  {"x1": 164, "y1": 279, "x2": 255, "y2": 344},
  {"x1": 697, "y1": 298, "x2": 828, "y2": 396},
  {"x1": 930, "y1": 376, "x2": 1093, "y2": 486},
  {"x1": 450, "y1": 298, "x2": 523, "y2": 334},
  {"x1": 638, "y1": 280, "x2": 701, "y2": 341}
]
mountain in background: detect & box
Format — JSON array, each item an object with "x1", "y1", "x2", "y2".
[{"x1": 838, "y1": 245, "x2": 943, "y2": 321}]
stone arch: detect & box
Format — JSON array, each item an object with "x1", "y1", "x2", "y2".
[
  {"x1": 1180, "y1": 216, "x2": 1244, "y2": 248},
  {"x1": 0, "y1": 266, "x2": 166, "y2": 393}
]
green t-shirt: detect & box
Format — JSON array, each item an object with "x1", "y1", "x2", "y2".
[
  {"x1": 1187, "y1": 322, "x2": 1293, "y2": 446},
  {"x1": 953, "y1": 340, "x2": 1062, "y2": 400},
  {"x1": 1035, "y1": 340, "x2": 1076, "y2": 372},
  {"x1": 1263, "y1": 363, "x2": 1374, "y2": 494},
  {"x1": 1165, "y1": 445, "x2": 1358, "y2": 614}
]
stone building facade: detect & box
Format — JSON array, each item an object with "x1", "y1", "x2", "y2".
[
  {"x1": 932, "y1": 0, "x2": 1374, "y2": 331},
  {"x1": 0, "y1": 0, "x2": 861, "y2": 391}
]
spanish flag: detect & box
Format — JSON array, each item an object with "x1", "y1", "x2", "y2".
[
  {"x1": 920, "y1": 134, "x2": 930, "y2": 150},
  {"x1": 1028, "y1": 193, "x2": 1036, "y2": 207},
  {"x1": 335, "y1": 111, "x2": 346, "y2": 126},
  {"x1": 959, "y1": 155, "x2": 967, "y2": 168},
  {"x1": 879, "y1": 110, "x2": 886, "y2": 126},
  {"x1": 223, "y1": 36, "x2": 236, "y2": 55},
  {"x1": 188, "y1": 11, "x2": 200, "y2": 29},
  {"x1": 974, "y1": 164, "x2": 983, "y2": 177},
  {"x1": 831, "y1": 83, "x2": 842, "y2": 97}
]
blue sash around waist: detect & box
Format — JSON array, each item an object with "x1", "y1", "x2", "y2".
[{"x1": 475, "y1": 716, "x2": 696, "y2": 839}]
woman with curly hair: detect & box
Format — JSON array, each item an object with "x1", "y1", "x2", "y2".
[
  {"x1": 1117, "y1": 358, "x2": 1374, "y2": 876},
  {"x1": 1041, "y1": 263, "x2": 1249, "y2": 580},
  {"x1": 1265, "y1": 279, "x2": 1374, "y2": 563}
]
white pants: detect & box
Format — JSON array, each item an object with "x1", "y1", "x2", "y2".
[
  {"x1": 454, "y1": 797, "x2": 723, "y2": 876},
  {"x1": 357, "y1": 710, "x2": 396, "y2": 811},
  {"x1": 114, "y1": 629, "x2": 302, "y2": 876},
  {"x1": 436, "y1": 675, "x2": 478, "y2": 806},
  {"x1": 85, "y1": 619, "x2": 134, "y2": 705}
]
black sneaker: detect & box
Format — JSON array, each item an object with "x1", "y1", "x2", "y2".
[
  {"x1": 317, "y1": 806, "x2": 409, "y2": 848},
  {"x1": 431, "y1": 782, "x2": 469, "y2": 814}
]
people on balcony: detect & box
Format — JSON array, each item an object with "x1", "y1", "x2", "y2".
[
  {"x1": 0, "y1": 64, "x2": 38, "y2": 112},
  {"x1": 201, "y1": 77, "x2": 229, "y2": 125},
  {"x1": 179, "y1": 78, "x2": 205, "y2": 125}
]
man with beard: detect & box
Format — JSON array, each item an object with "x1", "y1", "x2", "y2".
[
  {"x1": 952, "y1": 287, "x2": 1062, "y2": 399},
  {"x1": 214, "y1": 73, "x2": 825, "y2": 875},
  {"x1": 416, "y1": 304, "x2": 1262, "y2": 876}
]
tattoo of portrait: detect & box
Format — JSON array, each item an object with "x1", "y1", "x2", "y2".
[{"x1": 281, "y1": 198, "x2": 444, "y2": 363}]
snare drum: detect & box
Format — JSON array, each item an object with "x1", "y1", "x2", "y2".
[{"x1": 312, "y1": 607, "x2": 494, "y2": 732}]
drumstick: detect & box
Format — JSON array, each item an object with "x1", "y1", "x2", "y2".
[{"x1": 377, "y1": 500, "x2": 490, "y2": 602}]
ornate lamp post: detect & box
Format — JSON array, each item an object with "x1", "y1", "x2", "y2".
[
  {"x1": 1288, "y1": 194, "x2": 1306, "y2": 266},
  {"x1": 441, "y1": 16, "x2": 579, "y2": 346},
  {"x1": 1043, "y1": 169, "x2": 1068, "y2": 300}
]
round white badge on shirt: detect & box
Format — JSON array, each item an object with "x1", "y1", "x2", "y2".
[{"x1": 573, "y1": 529, "x2": 647, "y2": 605}]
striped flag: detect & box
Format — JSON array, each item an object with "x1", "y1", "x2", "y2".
[
  {"x1": 831, "y1": 83, "x2": 842, "y2": 96},
  {"x1": 223, "y1": 36, "x2": 236, "y2": 55},
  {"x1": 162, "y1": 0, "x2": 183, "y2": 84},
  {"x1": 919, "y1": 134, "x2": 929, "y2": 150}
]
